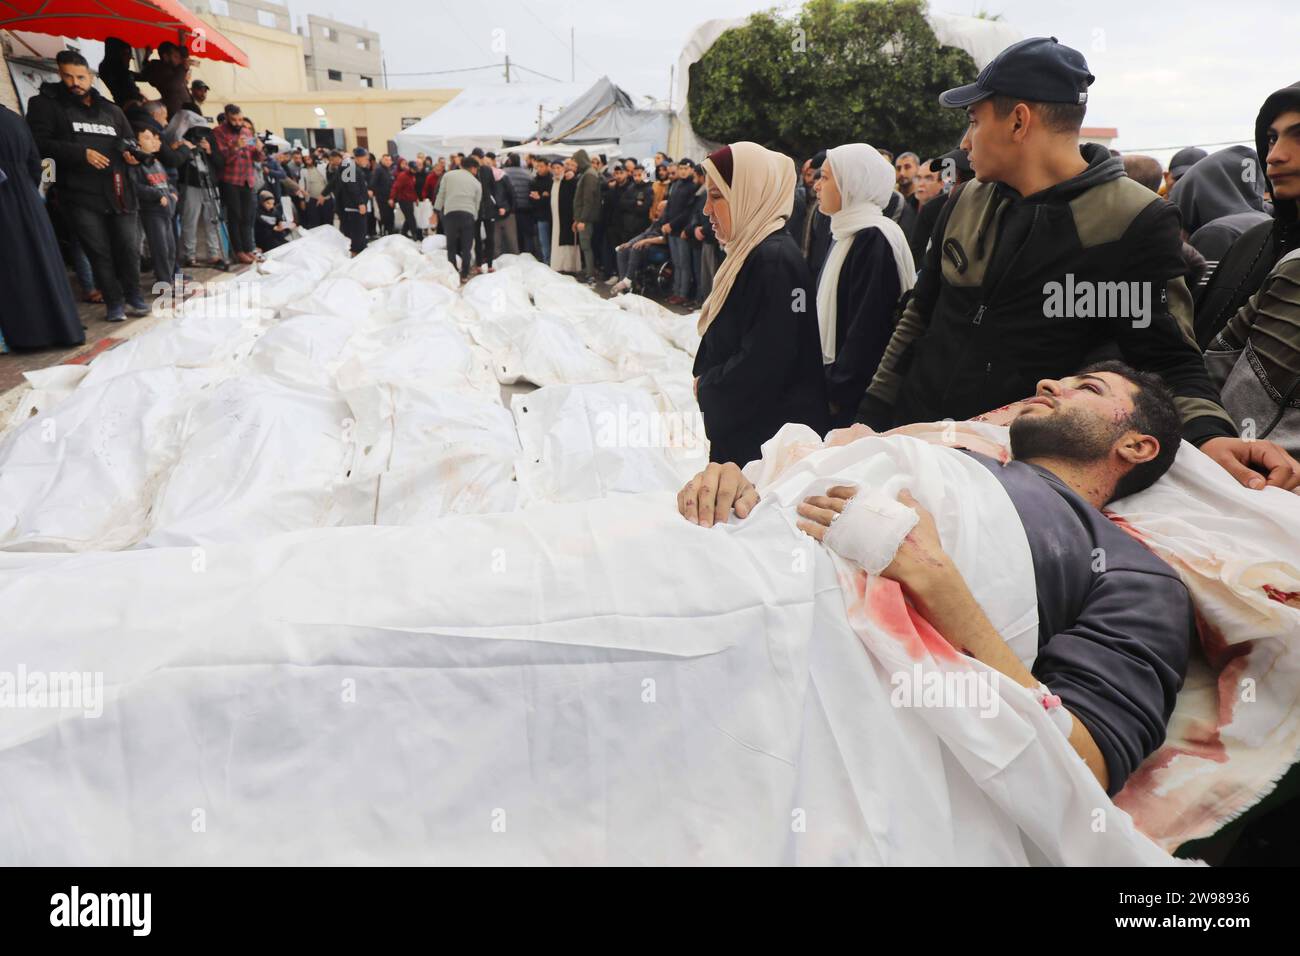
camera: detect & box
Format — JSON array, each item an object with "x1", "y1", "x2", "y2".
[{"x1": 118, "y1": 137, "x2": 151, "y2": 164}]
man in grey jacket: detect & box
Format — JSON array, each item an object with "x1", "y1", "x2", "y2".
[
  {"x1": 571, "y1": 148, "x2": 602, "y2": 283},
  {"x1": 433, "y1": 155, "x2": 483, "y2": 281}
]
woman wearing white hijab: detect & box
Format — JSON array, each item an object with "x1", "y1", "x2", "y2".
[
  {"x1": 693, "y1": 142, "x2": 828, "y2": 466},
  {"x1": 815, "y1": 143, "x2": 917, "y2": 428}
]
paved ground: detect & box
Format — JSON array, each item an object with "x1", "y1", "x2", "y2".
[{"x1": 0, "y1": 262, "x2": 246, "y2": 422}]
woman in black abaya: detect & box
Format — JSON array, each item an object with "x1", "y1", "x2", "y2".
[{"x1": 0, "y1": 104, "x2": 84, "y2": 351}]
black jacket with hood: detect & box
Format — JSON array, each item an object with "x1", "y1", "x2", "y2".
[
  {"x1": 1170, "y1": 145, "x2": 1270, "y2": 267},
  {"x1": 1195, "y1": 82, "x2": 1300, "y2": 346},
  {"x1": 26, "y1": 81, "x2": 137, "y2": 214},
  {"x1": 859, "y1": 143, "x2": 1236, "y2": 446}
]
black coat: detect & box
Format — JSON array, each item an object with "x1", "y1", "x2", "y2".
[
  {"x1": 531, "y1": 172, "x2": 553, "y2": 222},
  {"x1": 369, "y1": 163, "x2": 393, "y2": 203},
  {"x1": 693, "y1": 231, "x2": 828, "y2": 465},
  {"x1": 616, "y1": 181, "x2": 653, "y2": 243},
  {"x1": 476, "y1": 166, "x2": 498, "y2": 222},
  {"x1": 909, "y1": 195, "x2": 945, "y2": 269},
  {"x1": 557, "y1": 176, "x2": 576, "y2": 245},
  {"x1": 26, "y1": 81, "x2": 136, "y2": 214},
  {"x1": 323, "y1": 160, "x2": 370, "y2": 210},
  {"x1": 657, "y1": 178, "x2": 697, "y2": 233},
  {"x1": 0, "y1": 105, "x2": 83, "y2": 349},
  {"x1": 822, "y1": 229, "x2": 903, "y2": 428}
]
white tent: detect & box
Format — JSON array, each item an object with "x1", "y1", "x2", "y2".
[
  {"x1": 502, "y1": 140, "x2": 622, "y2": 159},
  {"x1": 535, "y1": 76, "x2": 672, "y2": 160},
  {"x1": 393, "y1": 82, "x2": 587, "y2": 159}
]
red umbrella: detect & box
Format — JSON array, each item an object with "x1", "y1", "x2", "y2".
[{"x1": 0, "y1": 0, "x2": 249, "y2": 65}]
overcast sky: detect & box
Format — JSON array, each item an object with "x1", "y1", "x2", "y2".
[{"x1": 286, "y1": 0, "x2": 1296, "y2": 156}]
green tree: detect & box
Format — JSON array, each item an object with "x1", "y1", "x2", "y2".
[{"x1": 689, "y1": 0, "x2": 977, "y2": 161}]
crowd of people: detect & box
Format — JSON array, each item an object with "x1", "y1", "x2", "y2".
[
  {"x1": 4, "y1": 33, "x2": 1299, "y2": 487},
  {"x1": 4, "y1": 27, "x2": 1300, "y2": 833},
  {"x1": 671, "y1": 37, "x2": 1300, "y2": 802},
  {"x1": 674, "y1": 38, "x2": 1300, "y2": 484}
]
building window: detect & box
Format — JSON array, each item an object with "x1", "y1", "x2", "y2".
[
  {"x1": 355, "y1": 128, "x2": 369, "y2": 149},
  {"x1": 327, "y1": 69, "x2": 343, "y2": 82},
  {"x1": 322, "y1": 26, "x2": 338, "y2": 42},
  {"x1": 208, "y1": 0, "x2": 229, "y2": 15},
  {"x1": 360, "y1": 75, "x2": 374, "y2": 88},
  {"x1": 356, "y1": 38, "x2": 370, "y2": 51},
  {"x1": 256, "y1": 9, "x2": 277, "y2": 28},
  {"x1": 304, "y1": 55, "x2": 313, "y2": 70}
]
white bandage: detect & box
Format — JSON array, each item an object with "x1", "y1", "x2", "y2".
[{"x1": 823, "y1": 488, "x2": 919, "y2": 575}]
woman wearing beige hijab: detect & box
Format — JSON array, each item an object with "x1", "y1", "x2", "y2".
[{"x1": 693, "y1": 142, "x2": 828, "y2": 465}]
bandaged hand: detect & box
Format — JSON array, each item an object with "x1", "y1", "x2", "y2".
[
  {"x1": 677, "y1": 462, "x2": 759, "y2": 527},
  {"x1": 799, "y1": 487, "x2": 954, "y2": 589}
]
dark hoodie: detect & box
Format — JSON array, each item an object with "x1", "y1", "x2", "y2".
[
  {"x1": 26, "y1": 81, "x2": 137, "y2": 214},
  {"x1": 1194, "y1": 82, "x2": 1300, "y2": 346},
  {"x1": 98, "y1": 37, "x2": 142, "y2": 106},
  {"x1": 1169, "y1": 145, "x2": 1269, "y2": 264},
  {"x1": 860, "y1": 142, "x2": 1236, "y2": 445}
]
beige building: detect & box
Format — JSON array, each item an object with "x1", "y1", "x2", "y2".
[
  {"x1": 300, "y1": 15, "x2": 384, "y2": 91},
  {"x1": 189, "y1": 2, "x2": 384, "y2": 91},
  {"x1": 196, "y1": 0, "x2": 291, "y2": 32},
  {"x1": 1081, "y1": 126, "x2": 1119, "y2": 150},
  {"x1": 184, "y1": 12, "x2": 455, "y2": 154}
]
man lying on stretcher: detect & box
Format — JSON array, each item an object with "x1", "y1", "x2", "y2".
[{"x1": 676, "y1": 360, "x2": 1274, "y2": 796}]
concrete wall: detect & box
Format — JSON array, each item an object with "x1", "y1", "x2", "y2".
[
  {"x1": 301, "y1": 15, "x2": 384, "y2": 91},
  {"x1": 191, "y1": 0, "x2": 291, "y2": 33},
  {"x1": 189, "y1": 14, "x2": 308, "y2": 99},
  {"x1": 211, "y1": 88, "x2": 458, "y2": 155}
]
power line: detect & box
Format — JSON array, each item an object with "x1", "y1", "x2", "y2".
[
  {"x1": 308, "y1": 63, "x2": 504, "y2": 78},
  {"x1": 317, "y1": 61, "x2": 563, "y2": 82},
  {"x1": 383, "y1": 65, "x2": 504, "y2": 77},
  {"x1": 510, "y1": 62, "x2": 564, "y2": 83},
  {"x1": 440, "y1": 5, "x2": 495, "y2": 60},
  {"x1": 1117, "y1": 139, "x2": 1253, "y2": 152},
  {"x1": 513, "y1": 1, "x2": 602, "y2": 76}
]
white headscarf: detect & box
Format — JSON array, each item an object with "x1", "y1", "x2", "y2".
[
  {"x1": 815, "y1": 143, "x2": 917, "y2": 364},
  {"x1": 698, "y1": 142, "x2": 796, "y2": 336}
]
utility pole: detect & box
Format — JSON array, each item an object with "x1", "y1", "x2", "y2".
[{"x1": 504, "y1": 54, "x2": 511, "y2": 84}]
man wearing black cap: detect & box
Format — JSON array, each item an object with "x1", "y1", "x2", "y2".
[
  {"x1": 858, "y1": 37, "x2": 1300, "y2": 492},
  {"x1": 323, "y1": 147, "x2": 372, "y2": 255},
  {"x1": 183, "y1": 79, "x2": 209, "y2": 116},
  {"x1": 1164, "y1": 147, "x2": 1207, "y2": 194},
  {"x1": 908, "y1": 150, "x2": 971, "y2": 266}
]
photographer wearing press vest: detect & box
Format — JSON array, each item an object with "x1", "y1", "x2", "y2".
[
  {"x1": 26, "y1": 50, "x2": 149, "y2": 322},
  {"x1": 857, "y1": 37, "x2": 1300, "y2": 492}
]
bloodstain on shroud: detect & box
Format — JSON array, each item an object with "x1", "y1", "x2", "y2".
[{"x1": 845, "y1": 569, "x2": 960, "y2": 662}]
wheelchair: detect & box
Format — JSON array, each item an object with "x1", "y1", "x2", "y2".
[{"x1": 630, "y1": 243, "x2": 674, "y2": 298}]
